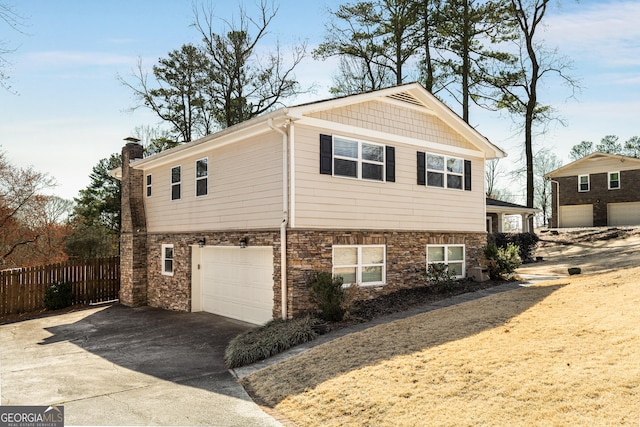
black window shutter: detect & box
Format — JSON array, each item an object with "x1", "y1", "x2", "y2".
[
  {"x1": 464, "y1": 159, "x2": 472, "y2": 191},
  {"x1": 385, "y1": 146, "x2": 395, "y2": 182},
  {"x1": 417, "y1": 151, "x2": 426, "y2": 185},
  {"x1": 319, "y1": 134, "x2": 333, "y2": 175}
]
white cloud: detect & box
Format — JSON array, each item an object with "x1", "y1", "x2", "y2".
[
  {"x1": 545, "y1": 1, "x2": 640, "y2": 66},
  {"x1": 23, "y1": 51, "x2": 135, "y2": 67}
]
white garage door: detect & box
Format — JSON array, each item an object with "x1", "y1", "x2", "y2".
[
  {"x1": 608, "y1": 202, "x2": 640, "y2": 226},
  {"x1": 560, "y1": 204, "x2": 593, "y2": 227},
  {"x1": 200, "y1": 246, "x2": 274, "y2": 325}
]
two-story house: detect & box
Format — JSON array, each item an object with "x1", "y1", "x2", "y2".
[
  {"x1": 116, "y1": 83, "x2": 506, "y2": 325},
  {"x1": 545, "y1": 152, "x2": 640, "y2": 228}
]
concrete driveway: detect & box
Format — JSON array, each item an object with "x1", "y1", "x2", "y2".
[{"x1": 0, "y1": 304, "x2": 283, "y2": 426}]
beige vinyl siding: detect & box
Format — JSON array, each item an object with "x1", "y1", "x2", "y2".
[
  {"x1": 308, "y1": 100, "x2": 476, "y2": 151},
  {"x1": 293, "y1": 125, "x2": 486, "y2": 232},
  {"x1": 144, "y1": 134, "x2": 283, "y2": 233},
  {"x1": 552, "y1": 157, "x2": 640, "y2": 177}
]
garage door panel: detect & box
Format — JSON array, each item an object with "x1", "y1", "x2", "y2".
[
  {"x1": 560, "y1": 204, "x2": 593, "y2": 227},
  {"x1": 608, "y1": 202, "x2": 640, "y2": 226},
  {"x1": 200, "y1": 246, "x2": 274, "y2": 325}
]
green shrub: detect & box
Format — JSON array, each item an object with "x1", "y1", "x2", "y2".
[
  {"x1": 44, "y1": 282, "x2": 74, "y2": 310},
  {"x1": 423, "y1": 263, "x2": 457, "y2": 291},
  {"x1": 488, "y1": 232, "x2": 539, "y2": 263},
  {"x1": 484, "y1": 243, "x2": 521, "y2": 280},
  {"x1": 308, "y1": 271, "x2": 346, "y2": 322},
  {"x1": 224, "y1": 316, "x2": 320, "y2": 368}
]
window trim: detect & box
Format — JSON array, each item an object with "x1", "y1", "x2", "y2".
[
  {"x1": 608, "y1": 171, "x2": 620, "y2": 190},
  {"x1": 332, "y1": 244, "x2": 386, "y2": 287},
  {"x1": 195, "y1": 157, "x2": 208, "y2": 197},
  {"x1": 161, "y1": 244, "x2": 174, "y2": 276},
  {"x1": 426, "y1": 244, "x2": 466, "y2": 279},
  {"x1": 578, "y1": 174, "x2": 590, "y2": 192},
  {"x1": 332, "y1": 135, "x2": 386, "y2": 182},
  {"x1": 146, "y1": 174, "x2": 152, "y2": 197},
  {"x1": 425, "y1": 152, "x2": 464, "y2": 190},
  {"x1": 171, "y1": 165, "x2": 182, "y2": 201}
]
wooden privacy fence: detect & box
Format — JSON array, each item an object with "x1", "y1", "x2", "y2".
[{"x1": 0, "y1": 256, "x2": 120, "y2": 316}]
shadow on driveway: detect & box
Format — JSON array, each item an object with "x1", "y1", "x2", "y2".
[{"x1": 38, "y1": 304, "x2": 253, "y2": 394}]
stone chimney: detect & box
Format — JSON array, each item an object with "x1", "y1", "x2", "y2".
[{"x1": 119, "y1": 140, "x2": 148, "y2": 306}]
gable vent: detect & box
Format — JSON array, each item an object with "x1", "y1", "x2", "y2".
[{"x1": 386, "y1": 91, "x2": 425, "y2": 108}]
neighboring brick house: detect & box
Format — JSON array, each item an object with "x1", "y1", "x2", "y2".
[
  {"x1": 545, "y1": 152, "x2": 640, "y2": 228},
  {"x1": 114, "y1": 83, "x2": 506, "y2": 325}
]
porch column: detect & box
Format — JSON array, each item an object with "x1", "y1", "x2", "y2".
[
  {"x1": 521, "y1": 213, "x2": 529, "y2": 232},
  {"x1": 497, "y1": 213, "x2": 504, "y2": 232}
]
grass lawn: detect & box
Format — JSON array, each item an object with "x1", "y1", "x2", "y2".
[{"x1": 242, "y1": 268, "x2": 640, "y2": 426}]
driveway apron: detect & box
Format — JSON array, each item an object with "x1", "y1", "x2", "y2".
[{"x1": 0, "y1": 304, "x2": 283, "y2": 426}]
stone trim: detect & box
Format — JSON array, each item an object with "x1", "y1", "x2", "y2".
[{"x1": 129, "y1": 228, "x2": 486, "y2": 320}]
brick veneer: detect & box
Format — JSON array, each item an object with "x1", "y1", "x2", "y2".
[{"x1": 551, "y1": 169, "x2": 640, "y2": 227}]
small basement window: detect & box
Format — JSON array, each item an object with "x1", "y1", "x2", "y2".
[
  {"x1": 162, "y1": 244, "x2": 174, "y2": 276},
  {"x1": 427, "y1": 244, "x2": 465, "y2": 278},
  {"x1": 333, "y1": 245, "x2": 386, "y2": 286}
]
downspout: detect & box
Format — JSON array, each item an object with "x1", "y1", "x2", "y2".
[
  {"x1": 549, "y1": 180, "x2": 560, "y2": 228},
  {"x1": 268, "y1": 118, "x2": 289, "y2": 319}
]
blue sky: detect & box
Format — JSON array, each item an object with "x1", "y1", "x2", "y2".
[{"x1": 1, "y1": 0, "x2": 639, "y2": 201}]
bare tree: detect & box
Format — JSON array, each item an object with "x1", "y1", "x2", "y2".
[
  {"x1": 193, "y1": 1, "x2": 307, "y2": 128},
  {"x1": 314, "y1": 0, "x2": 422, "y2": 95},
  {"x1": 485, "y1": 158, "x2": 507, "y2": 198},
  {"x1": 490, "y1": 0, "x2": 579, "y2": 220},
  {"x1": 533, "y1": 148, "x2": 561, "y2": 227},
  {"x1": 0, "y1": 149, "x2": 57, "y2": 268},
  {"x1": 0, "y1": 2, "x2": 25, "y2": 92}
]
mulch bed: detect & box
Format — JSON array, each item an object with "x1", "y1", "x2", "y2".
[{"x1": 324, "y1": 279, "x2": 510, "y2": 332}]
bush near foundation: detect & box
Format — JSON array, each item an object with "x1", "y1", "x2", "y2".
[
  {"x1": 489, "y1": 232, "x2": 539, "y2": 263},
  {"x1": 224, "y1": 316, "x2": 321, "y2": 368}
]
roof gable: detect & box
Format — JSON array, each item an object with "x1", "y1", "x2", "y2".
[
  {"x1": 129, "y1": 82, "x2": 505, "y2": 171},
  {"x1": 288, "y1": 83, "x2": 505, "y2": 159},
  {"x1": 546, "y1": 152, "x2": 640, "y2": 178}
]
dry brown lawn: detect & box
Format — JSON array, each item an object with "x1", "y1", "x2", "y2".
[{"x1": 242, "y1": 268, "x2": 640, "y2": 426}]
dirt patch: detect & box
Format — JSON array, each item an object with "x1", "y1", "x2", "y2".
[
  {"x1": 517, "y1": 226, "x2": 640, "y2": 276},
  {"x1": 242, "y1": 268, "x2": 640, "y2": 426}
]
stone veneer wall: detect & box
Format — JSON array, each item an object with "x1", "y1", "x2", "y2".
[
  {"x1": 143, "y1": 228, "x2": 486, "y2": 319},
  {"x1": 119, "y1": 143, "x2": 147, "y2": 307},
  {"x1": 285, "y1": 229, "x2": 487, "y2": 317},
  {"x1": 145, "y1": 231, "x2": 281, "y2": 313}
]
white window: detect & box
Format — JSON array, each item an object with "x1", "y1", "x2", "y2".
[
  {"x1": 162, "y1": 244, "x2": 174, "y2": 276},
  {"x1": 578, "y1": 174, "x2": 589, "y2": 192},
  {"x1": 427, "y1": 245, "x2": 465, "y2": 278},
  {"x1": 608, "y1": 171, "x2": 620, "y2": 190},
  {"x1": 427, "y1": 153, "x2": 463, "y2": 189},
  {"x1": 146, "y1": 174, "x2": 152, "y2": 197},
  {"x1": 333, "y1": 245, "x2": 386, "y2": 286},
  {"x1": 171, "y1": 166, "x2": 181, "y2": 200},
  {"x1": 196, "y1": 158, "x2": 208, "y2": 197},
  {"x1": 333, "y1": 136, "x2": 385, "y2": 181}
]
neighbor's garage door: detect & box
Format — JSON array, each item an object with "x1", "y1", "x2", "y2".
[
  {"x1": 608, "y1": 202, "x2": 640, "y2": 226},
  {"x1": 201, "y1": 246, "x2": 274, "y2": 325},
  {"x1": 559, "y1": 204, "x2": 593, "y2": 227}
]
